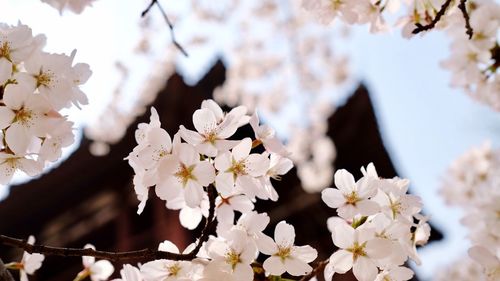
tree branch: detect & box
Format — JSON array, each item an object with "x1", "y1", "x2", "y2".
[
  {"x1": 0, "y1": 185, "x2": 217, "y2": 263},
  {"x1": 141, "y1": 0, "x2": 189, "y2": 57},
  {"x1": 0, "y1": 258, "x2": 15, "y2": 281},
  {"x1": 299, "y1": 259, "x2": 329, "y2": 281},
  {"x1": 458, "y1": 0, "x2": 474, "y2": 39},
  {"x1": 412, "y1": 0, "x2": 453, "y2": 35}
]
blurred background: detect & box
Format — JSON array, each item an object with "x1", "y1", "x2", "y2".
[{"x1": 0, "y1": 0, "x2": 499, "y2": 280}]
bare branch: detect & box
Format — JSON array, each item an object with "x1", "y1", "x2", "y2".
[
  {"x1": 0, "y1": 185, "x2": 218, "y2": 263},
  {"x1": 458, "y1": 0, "x2": 474, "y2": 39},
  {"x1": 141, "y1": 0, "x2": 189, "y2": 57},
  {"x1": 412, "y1": 0, "x2": 453, "y2": 35}
]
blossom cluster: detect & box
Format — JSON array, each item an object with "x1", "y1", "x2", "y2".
[
  {"x1": 322, "y1": 164, "x2": 430, "y2": 281},
  {"x1": 0, "y1": 22, "x2": 90, "y2": 184},
  {"x1": 302, "y1": 0, "x2": 500, "y2": 111},
  {"x1": 439, "y1": 142, "x2": 500, "y2": 280},
  {"x1": 40, "y1": 0, "x2": 95, "y2": 14}
]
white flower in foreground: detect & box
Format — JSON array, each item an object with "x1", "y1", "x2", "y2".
[
  {"x1": 261, "y1": 221, "x2": 317, "y2": 276},
  {"x1": 179, "y1": 102, "x2": 247, "y2": 157},
  {"x1": 0, "y1": 152, "x2": 42, "y2": 184},
  {"x1": 156, "y1": 142, "x2": 215, "y2": 208},
  {"x1": 112, "y1": 264, "x2": 143, "y2": 281},
  {"x1": 322, "y1": 169, "x2": 379, "y2": 219},
  {"x1": 75, "y1": 244, "x2": 114, "y2": 281},
  {"x1": 214, "y1": 138, "x2": 269, "y2": 198},
  {"x1": 5, "y1": 236, "x2": 44, "y2": 281},
  {"x1": 468, "y1": 245, "x2": 500, "y2": 281},
  {"x1": 141, "y1": 241, "x2": 193, "y2": 281},
  {"x1": 325, "y1": 223, "x2": 391, "y2": 281},
  {"x1": 249, "y1": 111, "x2": 288, "y2": 156},
  {"x1": 206, "y1": 229, "x2": 257, "y2": 281}
]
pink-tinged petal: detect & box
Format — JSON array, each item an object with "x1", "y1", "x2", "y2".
[
  {"x1": 193, "y1": 108, "x2": 217, "y2": 135},
  {"x1": 6, "y1": 123, "x2": 30, "y2": 155},
  {"x1": 337, "y1": 204, "x2": 358, "y2": 219},
  {"x1": 232, "y1": 138, "x2": 252, "y2": 162},
  {"x1": 256, "y1": 233, "x2": 277, "y2": 255},
  {"x1": 192, "y1": 161, "x2": 215, "y2": 186},
  {"x1": 229, "y1": 195, "x2": 254, "y2": 213},
  {"x1": 293, "y1": 245, "x2": 318, "y2": 263},
  {"x1": 468, "y1": 246, "x2": 499, "y2": 268},
  {"x1": 90, "y1": 260, "x2": 114, "y2": 281},
  {"x1": 237, "y1": 175, "x2": 260, "y2": 198},
  {"x1": 147, "y1": 127, "x2": 171, "y2": 149},
  {"x1": 155, "y1": 176, "x2": 182, "y2": 201},
  {"x1": 357, "y1": 199, "x2": 380, "y2": 216},
  {"x1": 179, "y1": 125, "x2": 203, "y2": 145},
  {"x1": 196, "y1": 142, "x2": 218, "y2": 157},
  {"x1": 271, "y1": 155, "x2": 293, "y2": 174},
  {"x1": 263, "y1": 256, "x2": 286, "y2": 276},
  {"x1": 245, "y1": 154, "x2": 270, "y2": 177},
  {"x1": 352, "y1": 256, "x2": 377, "y2": 281},
  {"x1": 391, "y1": 266, "x2": 414, "y2": 280},
  {"x1": 0, "y1": 58, "x2": 11, "y2": 84},
  {"x1": 214, "y1": 152, "x2": 232, "y2": 171},
  {"x1": 249, "y1": 111, "x2": 259, "y2": 138},
  {"x1": 184, "y1": 181, "x2": 203, "y2": 208},
  {"x1": 234, "y1": 263, "x2": 254, "y2": 281},
  {"x1": 263, "y1": 137, "x2": 289, "y2": 156},
  {"x1": 321, "y1": 188, "x2": 345, "y2": 208},
  {"x1": 334, "y1": 169, "x2": 356, "y2": 193},
  {"x1": 275, "y1": 221, "x2": 295, "y2": 247},
  {"x1": 214, "y1": 139, "x2": 240, "y2": 153},
  {"x1": 215, "y1": 172, "x2": 235, "y2": 197},
  {"x1": 0, "y1": 107, "x2": 15, "y2": 129},
  {"x1": 332, "y1": 224, "x2": 354, "y2": 249},
  {"x1": 285, "y1": 257, "x2": 313, "y2": 276},
  {"x1": 329, "y1": 250, "x2": 353, "y2": 273},
  {"x1": 201, "y1": 99, "x2": 224, "y2": 122},
  {"x1": 158, "y1": 155, "x2": 180, "y2": 177},
  {"x1": 20, "y1": 270, "x2": 28, "y2": 281},
  {"x1": 0, "y1": 161, "x2": 15, "y2": 185},
  {"x1": 216, "y1": 203, "x2": 235, "y2": 223},
  {"x1": 177, "y1": 143, "x2": 198, "y2": 166},
  {"x1": 158, "y1": 240, "x2": 180, "y2": 253},
  {"x1": 356, "y1": 228, "x2": 375, "y2": 244},
  {"x1": 179, "y1": 206, "x2": 203, "y2": 230},
  {"x1": 18, "y1": 158, "x2": 42, "y2": 176},
  {"x1": 365, "y1": 238, "x2": 392, "y2": 259},
  {"x1": 357, "y1": 177, "x2": 377, "y2": 198},
  {"x1": 324, "y1": 259, "x2": 335, "y2": 281},
  {"x1": 3, "y1": 84, "x2": 29, "y2": 110}
]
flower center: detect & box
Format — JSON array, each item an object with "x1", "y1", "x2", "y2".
[
  {"x1": 35, "y1": 70, "x2": 54, "y2": 88},
  {"x1": 347, "y1": 241, "x2": 367, "y2": 261},
  {"x1": 276, "y1": 245, "x2": 291, "y2": 261},
  {"x1": 228, "y1": 158, "x2": 247, "y2": 179},
  {"x1": 166, "y1": 262, "x2": 181, "y2": 277},
  {"x1": 174, "y1": 164, "x2": 196, "y2": 186},
  {"x1": 14, "y1": 108, "x2": 34, "y2": 127},
  {"x1": 203, "y1": 130, "x2": 218, "y2": 145},
  {"x1": 225, "y1": 250, "x2": 241, "y2": 270},
  {"x1": 344, "y1": 191, "x2": 360, "y2": 205},
  {"x1": 0, "y1": 41, "x2": 11, "y2": 61}
]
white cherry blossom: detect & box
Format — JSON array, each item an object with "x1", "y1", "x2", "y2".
[{"x1": 75, "y1": 244, "x2": 114, "y2": 281}]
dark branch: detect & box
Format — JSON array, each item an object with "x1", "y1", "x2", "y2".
[
  {"x1": 141, "y1": 0, "x2": 189, "y2": 57},
  {"x1": 0, "y1": 258, "x2": 15, "y2": 281},
  {"x1": 0, "y1": 185, "x2": 218, "y2": 263},
  {"x1": 412, "y1": 0, "x2": 453, "y2": 35},
  {"x1": 458, "y1": 0, "x2": 474, "y2": 39},
  {"x1": 299, "y1": 259, "x2": 329, "y2": 281}
]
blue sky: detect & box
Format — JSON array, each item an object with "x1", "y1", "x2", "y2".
[{"x1": 1, "y1": 1, "x2": 499, "y2": 279}]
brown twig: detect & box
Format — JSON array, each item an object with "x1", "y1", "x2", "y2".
[
  {"x1": 0, "y1": 258, "x2": 15, "y2": 281},
  {"x1": 141, "y1": 0, "x2": 189, "y2": 57},
  {"x1": 299, "y1": 259, "x2": 329, "y2": 281},
  {"x1": 0, "y1": 185, "x2": 217, "y2": 263},
  {"x1": 412, "y1": 0, "x2": 453, "y2": 35},
  {"x1": 458, "y1": 0, "x2": 474, "y2": 39}
]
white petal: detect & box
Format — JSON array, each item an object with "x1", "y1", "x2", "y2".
[
  {"x1": 334, "y1": 169, "x2": 356, "y2": 193},
  {"x1": 158, "y1": 240, "x2": 180, "y2": 253},
  {"x1": 0, "y1": 57, "x2": 11, "y2": 84},
  {"x1": 321, "y1": 188, "x2": 345, "y2": 209},
  {"x1": 232, "y1": 138, "x2": 252, "y2": 162},
  {"x1": 215, "y1": 172, "x2": 235, "y2": 197},
  {"x1": 352, "y1": 256, "x2": 377, "y2": 281},
  {"x1": 90, "y1": 260, "x2": 114, "y2": 281},
  {"x1": 177, "y1": 143, "x2": 198, "y2": 166},
  {"x1": 0, "y1": 107, "x2": 15, "y2": 129},
  {"x1": 366, "y1": 238, "x2": 392, "y2": 259},
  {"x1": 179, "y1": 206, "x2": 203, "y2": 230},
  {"x1": 192, "y1": 161, "x2": 215, "y2": 186},
  {"x1": 263, "y1": 256, "x2": 286, "y2": 276},
  {"x1": 6, "y1": 123, "x2": 30, "y2": 155},
  {"x1": 329, "y1": 250, "x2": 353, "y2": 273},
  {"x1": 332, "y1": 224, "x2": 355, "y2": 249},
  {"x1": 184, "y1": 181, "x2": 203, "y2": 208},
  {"x1": 284, "y1": 257, "x2": 313, "y2": 276},
  {"x1": 245, "y1": 154, "x2": 270, "y2": 177},
  {"x1": 193, "y1": 108, "x2": 217, "y2": 134},
  {"x1": 293, "y1": 245, "x2": 318, "y2": 263},
  {"x1": 275, "y1": 221, "x2": 295, "y2": 248},
  {"x1": 201, "y1": 99, "x2": 224, "y2": 122},
  {"x1": 256, "y1": 234, "x2": 278, "y2": 255},
  {"x1": 4, "y1": 84, "x2": 29, "y2": 110}
]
